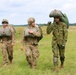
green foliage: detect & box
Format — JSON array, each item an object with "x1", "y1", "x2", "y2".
[{"x1": 0, "y1": 26, "x2": 76, "y2": 75}]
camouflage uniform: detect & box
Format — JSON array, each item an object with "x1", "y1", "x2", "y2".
[
  {"x1": 0, "y1": 19, "x2": 15, "y2": 65},
  {"x1": 21, "y1": 17, "x2": 41, "y2": 68},
  {"x1": 47, "y1": 21, "x2": 68, "y2": 67}
]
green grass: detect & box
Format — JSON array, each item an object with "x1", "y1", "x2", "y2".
[{"x1": 0, "y1": 26, "x2": 76, "y2": 75}]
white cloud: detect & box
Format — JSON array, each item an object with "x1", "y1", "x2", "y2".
[{"x1": 0, "y1": 0, "x2": 76, "y2": 24}]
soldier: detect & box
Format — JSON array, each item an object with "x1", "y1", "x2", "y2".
[
  {"x1": 46, "y1": 16, "x2": 68, "y2": 72},
  {"x1": 21, "y1": 17, "x2": 41, "y2": 69},
  {"x1": 0, "y1": 19, "x2": 15, "y2": 67}
]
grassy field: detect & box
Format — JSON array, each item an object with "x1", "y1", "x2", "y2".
[{"x1": 0, "y1": 26, "x2": 76, "y2": 75}]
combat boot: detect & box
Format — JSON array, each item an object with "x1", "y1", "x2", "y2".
[
  {"x1": 3, "y1": 63, "x2": 8, "y2": 67},
  {"x1": 60, "y1": 63, "x2": 64, "y2": 69},
  {"x1": 10, "y1": 60, "x2": 12, "y2": 64},
  {"x1": 54, "y1": 66, "x2": 58, "y2": 72}
]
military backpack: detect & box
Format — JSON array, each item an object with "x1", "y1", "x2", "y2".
[{"x1": 49, "y1": 9, "x2": 69, "y2": 29}]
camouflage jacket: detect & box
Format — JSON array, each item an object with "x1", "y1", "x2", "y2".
[{"x1": 46, "y1": 21, "x2": 68, "y2": 45}]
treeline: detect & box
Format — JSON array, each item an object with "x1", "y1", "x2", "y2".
[
  {"x1": 0, "y1": 23, "x2": 76, "y2": 27},
  {"x1": 13, "y1": 23, "x2": 76, "y2": 26},
  {"x1": 70, "y1": 23, "x2": 76, "y2": 26}
]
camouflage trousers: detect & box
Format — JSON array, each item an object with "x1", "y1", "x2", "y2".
[
  {"x1": 1, "y1": 40, "x2": 13, "y2": 64},
  {"x1": 25, "y1": 44, "x2": 39, "y2": 68},
  {"x1": 52, "y1": 40, "x2": 65, "y2": 67}
]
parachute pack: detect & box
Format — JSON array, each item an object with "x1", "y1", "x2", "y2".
[
  {"x1": 0, "y1": 28, "x2": 11, "y2": 37},
  {"x1": 24, "y1": 26, "x2": 37, "y2": 37},
  {"x1": 49, "y1": 9, "x2": 69, "y2": 29},
  {"x1": 0, "y1": 24, "x2": 16, "y2": 37},
  {"x1": 24, "y1": 26, "x2": 43, "y2": 42}
]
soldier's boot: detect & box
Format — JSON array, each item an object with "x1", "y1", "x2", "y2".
[
  {"x1": 9, "y1": 59, "x2": 13, "y2": 64},
  {"x1": 54, "y1": 66, "x2": 58, "y2": 72},
  {"x1": 60, "y1": 63, "x2": 64, "y2": 69},
  {"x1": 60, "y1": 60, "x2": 64, "y2": 69},
  {"x1": 53, "y1": 57, "x2": 58, "y2": 72},
  {"x1": 60, "y1": 57, "x2": 65, "y2": 69},
  {"x1": 3, "y1": 62, "x2": 8, "y2": 67}
]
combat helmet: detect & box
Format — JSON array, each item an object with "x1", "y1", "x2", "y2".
[
  {"x1": 2, "y1": 19, "x2": 9, "y2": 24},
  {"x1": 28, "y1": 17, "x2": 35, "y2": 25}
]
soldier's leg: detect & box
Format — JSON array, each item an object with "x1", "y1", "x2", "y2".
[
  {"x1": 1, "y1": 43, "x2": 8, "y2": 65},
  {"x1": 59, "y1": 47, "x2": 65, "y2": 68},
  {"x1": 25, "y1": 45, "x2": 32, "y2": 67},
  {"x1": 7, "y1": 42, "x2": 13, "y2": 63},
  {"x1": 52, "y1": 41, "x2": 59, "y2": 72},
  {"x1": 31, "y1": 45, "x2": 39, "y2": 69},
  {"x1": 52, "y1": 44, "x2": 59, "y2": 66}
]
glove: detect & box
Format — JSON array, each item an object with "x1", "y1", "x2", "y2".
[{"x1": 47, "y1": 21, "x2": 51, "y2": 25}]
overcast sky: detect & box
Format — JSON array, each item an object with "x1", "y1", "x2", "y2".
[{"x1": 0, "y1": 0, "x2": 76, "y2": 25}]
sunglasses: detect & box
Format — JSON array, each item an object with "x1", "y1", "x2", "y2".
[{"x1": 2, "y1": 22, "x2": 8, "y2": 24}]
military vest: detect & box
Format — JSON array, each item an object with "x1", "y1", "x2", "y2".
[
  {"x1": 0, "y1": 27, "x2": 11, "y2": 37},
  {"x1": 24, "y1": 26, "x2": 37, "y2": 37}
]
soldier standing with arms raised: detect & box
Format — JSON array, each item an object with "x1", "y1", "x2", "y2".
[
  {"x1": 0, "y1": 19, "x2": 15, "y2": 67},
  {"x1": 46, "y1": 16, "x2": 68, "y2": 72},
  {"x1": 21, "y1": 17, "x2": 41, "y2": 69}
]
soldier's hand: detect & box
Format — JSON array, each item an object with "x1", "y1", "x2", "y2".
[
  {"x1": 11, "y1": 43, "x2": 14, "y2": 46},
  {"x1": 28, "y1": 30, "x2": 33, "y2": 34},
  {"x1": 47, "y1": 21, "x2": 51, "y2": 25},
  {"x1": 21, "y1": 46, "x2": 24, "y2": 51}
]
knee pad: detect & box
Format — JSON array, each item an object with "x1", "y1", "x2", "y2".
[{"x1": 53, "y1": 57, "x2": 58, "y2": 63}]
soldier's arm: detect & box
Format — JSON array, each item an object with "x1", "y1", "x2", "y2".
[
  {"x1": 63, "y1": 24, "x2": 68, "y2": 43},
  {"x1": 21, "y1": 37, "x2": 25, "y2": 46},
  {"x1": 21, "y1": 31, "x2": 25, "y2": 51},
  {"x1": 33, "y1": 27, "x2": 41, "y2": 37},
  {"x1": 46, "y1": 24, "x2": 53, "y2": 34}
]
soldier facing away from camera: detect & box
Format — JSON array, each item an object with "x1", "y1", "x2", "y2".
[
  {"x1": 21, "y1": 17, "x2": 41, "y2": 69},
  {"x1": 0, "y1": 19, "x2": 15, "y2": 67},
  {"x1": 46, "y1": 16, "x2": 68, "y2": 72}
]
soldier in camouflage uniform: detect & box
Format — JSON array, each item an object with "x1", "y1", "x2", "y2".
[
  {"x1": 0, "y1": 19, "x2": 15, "y2": 67},
  {"x1": 21, "y1": 17, "x2": 41, "y2": 69},
  {"x1": 46, "y1": 17, "x2": 68, "y2": 72}
]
